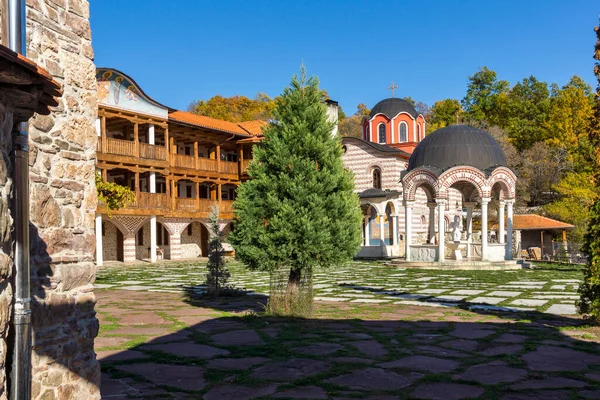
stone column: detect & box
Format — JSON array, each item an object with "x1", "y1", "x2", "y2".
[
  {"x1": 404, "y1": 200, "x2": 413, "y2": 261},
  {"x1": 123, "y1": 234, "x2": 136, "y2": 263},
  {"x1": 437, "y1": 199, "x2": 446, "y2": 262},
  {"x1": 427, "y1": 202, "x2": 436, "y2": 244},
  {"x1": 465, "y1": 202, "x2": 475, "y2": 258},
  {"x1": 169, "y1": 233, "x2": 182, "y2": 260},
  {"x1": 378, "y1": 214, "x2": 386, "y2": 245},
  {"x1": 150, "y1": 216, "x2": 157, "y2": 263},
  {"x1": 391, "y1": 215, "x2": 398, "y2": 246},
  {"x1": 480, "y1": 197, "x2": 490, "y2": 261},
  {"x1": 364, "y1": 215, "x2": 370, "y2": 246},
  {"x1": 506, "y1": 199, "x2": 514, "y2": 260},
  {"x1": 498, "y1": 200, "x2": 506, "y2": 244},
  {"x1": 95, "y1": 214, "x2": 103, "y2": 266}
]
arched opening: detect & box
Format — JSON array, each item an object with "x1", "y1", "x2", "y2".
[
  {"x1": 399, "y1": 122, "x2": 408, "y2": 142},
  {"x1": 181, "y1": 221, "x2": 203, "y2": 258},
  {"x1": 417, "y1": 124, "x2": 421, "y2": 142},
  {"x1": 372, "y1": 167, "x2": 382, "y2": 189},
  {"x1": 101, "y1": 220, "x2": 124, "y2": 262},
  {"x1": 378, "y1": 123, "x2": 386, "y2": 143},
  {"x1": 200, "y1": 223, "x2": 210, "y2": 256},
  {"x1": 385, "y1": 203, "x2": 395, "y2": 245}
]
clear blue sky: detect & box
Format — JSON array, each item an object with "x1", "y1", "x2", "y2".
[{"x1": 90, "y1": 0, "x2": 599, "y2": 114}]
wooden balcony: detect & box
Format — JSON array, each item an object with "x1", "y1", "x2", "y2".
[
  {"x1": 97, "y1": 137, "x2": 169, "y2": 167},
  {"x1": 241, "y1": 159, "x2": 251, "y2": 173},
  {"x1": 173, "y1": 154, "x2": 196, "y2": 169},
  {"x1": 134, "y1": 192, "x2": 169, "y2": 209},
  {"x1": 140, "y1": 143, "x2": 167, "y2": 160},
  {"x1": 106, "y1": 137, "x2": 136, "y2": 157},
  {"x1": 221, "y1": 160, "x2": 238, "y2": 175}
]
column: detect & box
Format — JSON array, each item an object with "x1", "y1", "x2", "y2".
[
  {"x1": 95, "y1": 214, "x2": 103, "y2": 266},
  {"x1": 134, "y1": 122, "x2": 139, "y2": 157},
  {"x1": 498, "y1": 200, "x2": 506, "y2": 244},
  {"x1": 480, "y1": 197, "x2": 490, "y2": 261},
  {"x1": 378, "y1": 214, "x2": 386, "y2": 245},
  {"x1": 150, "y1": 216, "x2": 157, "y2": 263},
  {"x1": 101, "y1": 116, "x2": 107, "y2": 153},
  {"x1": 169, "y1": 233, "x2": 182, "y2": 260},
  {"x1": 216, "y1": 144, "x2": 221, "y2": 172},
  {"x1": 506, "y1": 199, "x2": 514, "y2": 260},
  {"x1": 364, "y1": 215, "x2": 370, "y2": 246},
  {"x1": 427, "y1": 202, "x2": 436, "y2": 244},
  {"x1": 437, "y1": 199, "x2": 446, "y2": 262},
  {"x1": 465, "y1": 202, "x2": 475, "y2": 258},
  {"x1": 123, "y1": 234, "x2": 136, "y2": 263},
  {"x1": 404, "y1": 200, "x2": 413, "y2": 261},
  {"x1": 391, "y1": 215, "x2": 398, "y2": 246}
]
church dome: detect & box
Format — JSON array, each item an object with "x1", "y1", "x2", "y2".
[
  {"x1": 407, "y1": 125, "x2": 507, "y2": 175},
  {"x1": 370, "y1": 98, "x2": 419, "y2": 119}
]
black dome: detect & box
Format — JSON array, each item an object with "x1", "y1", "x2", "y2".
[
  {"x1": 370, "y1": 98, "x2": 419, "y2": 119},
  {"x1": 407, "y1": 125, "x2": 507, "y2": 175}
]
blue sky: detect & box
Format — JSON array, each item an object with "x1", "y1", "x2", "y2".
[{"x1": 90, "y1": 0, "x2": 599, "y2": 114}]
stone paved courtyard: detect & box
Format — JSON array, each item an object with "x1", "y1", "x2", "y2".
[{"x1": 96, "y1": 260, "x2": 600, "y2": 399}]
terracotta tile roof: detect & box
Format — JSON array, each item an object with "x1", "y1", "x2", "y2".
[
  {"x1": 169, "y1": 110, "x2": 249, "y2": 136},
  {"x1": 238, "y1": 120, "x2": 268, "y2": 136},
  {"x1": 0, "y1": 44, "x2": 62, "y2": 119},
  {"x1": 492, "y1": 214, "x2": 574, "y2": 230}
]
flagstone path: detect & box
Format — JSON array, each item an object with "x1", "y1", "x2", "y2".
[{"x1": 96, "y1": 260, "x2": 600, "y2": 399}]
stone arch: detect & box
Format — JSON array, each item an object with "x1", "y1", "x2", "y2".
[
  {"x1": 101, "y1": 218, "x2": 125, "y2": 262},
  {"x1": 110, "y1": 215, "x2": 149, "y2": 236},
  {"x1": 401, "y1": 168, "x2": 438, "y2": 201},
  {"x1": 438, "y1": 167, "x2": 487, "y2": 200},
  {"x1": 487, "y1": 167, "x2": 517, "y2": 199}
]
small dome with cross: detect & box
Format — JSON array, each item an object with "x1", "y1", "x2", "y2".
[{"x1": 370, "y1": 98, "x2": 420, "y2": 119}]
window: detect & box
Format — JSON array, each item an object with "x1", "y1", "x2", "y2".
[
  {"x1": 366, "y1": 125, "x2": 370, "y2": 141},
  {"x1": 138, "y1": 228, "x2": 144, "y2": 246},
  {"x1": 373, "y1": 168, "x2": 382, "y2": 189},
  {"x1": 417, "y1": 124, "x2": 421, "y2": 142},
  {"x1": 378, "y1": 123, "x2": 386, "y2": 143},
  {"x1": 399, "y1": 123, "x2": 408, "y2": 142},
  {"x1": 187, "y1": 224, "x2": 193, "y2": 236}
]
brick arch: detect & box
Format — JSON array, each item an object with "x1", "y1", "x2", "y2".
[
  {"x1": 364, "y1": 202, "x2": 382, "y2": 215},
  {"x1": 401, "y1": 168, "x2": 438, "y2": 201},
  {"x1": 438, "y1": 167, "x2": 488, "y2": 199},
  {"x1": 110, "y1": 216, "x2": 149, "y2": 236},
  {"x1": 487, "y1": 167, "x2": 517, "y2": 200}
]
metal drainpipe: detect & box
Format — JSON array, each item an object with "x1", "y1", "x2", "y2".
[{"x1": 7, "y1": 0, "x2": 31, "y2": 399}]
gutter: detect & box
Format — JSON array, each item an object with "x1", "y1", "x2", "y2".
[{"x1": 3, "y1": 0, "x2": 32, "y2": 399}]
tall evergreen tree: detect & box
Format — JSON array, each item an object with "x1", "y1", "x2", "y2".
[
  {"x1": 229, "y1": 67, "x2": 363, "y2": 315},
  {"x1": 577, "y1": 20, "x2": 600, "y2": 323},
  {"x1": 205, "y1": 205, "x2": 231, "y2": 296}
]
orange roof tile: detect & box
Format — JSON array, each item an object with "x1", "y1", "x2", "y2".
[
  {"x1": 493, "y1": 214, "x2": 574, "y2": 230},
  {"x1": 169, "y1": 110, "x2": 249, "y2": 136},
  {"x1": 238, "y1": 120, "x2": 268, "y2": 136}
]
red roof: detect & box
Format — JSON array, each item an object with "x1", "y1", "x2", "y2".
[
  {"x1": 169, "y1": 110, "x2": 267, "y2": 137},
  {"x1": 493, "y1": 214, "x2": 574, "y2": 230}
]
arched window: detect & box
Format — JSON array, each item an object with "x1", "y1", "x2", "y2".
[
  {"x1": 365, "y1": 125, "x2": 370, "y2": 141},
  {"x1": 399, "y1": 122, "x2": 408, "y2": 142},
  {"x1": 417, "y1": 124, "x2": 421, "y2": 142},
  {"x1": 373, "y1": 168, "x2": 382, "y2": 189},
  {"x1": 378, "y1": 123, "x2": 386, "y2": 143}
]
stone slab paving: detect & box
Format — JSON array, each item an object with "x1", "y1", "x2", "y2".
[{"x1": 96, "y1": 260, "x2": 600, "y2": 399}]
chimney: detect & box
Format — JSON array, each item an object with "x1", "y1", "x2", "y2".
[{"x1": 325, "y1": 99, "x2": 339, "y2": 137}]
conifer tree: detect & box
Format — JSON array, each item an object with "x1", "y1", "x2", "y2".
[
  {"x1": 577, "y1": 20, "x2": 600, "y2": 322},
  {"x1": 229, "y1": 66, "x2": 363, "y2": 315},
  {"x1": 205, "y1": 205, "x2": 231, "y2": 296}
]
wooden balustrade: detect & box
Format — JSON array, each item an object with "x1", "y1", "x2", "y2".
[
  {"x1": 220, "y1": 200, "x2": 234, "y2": 214},
  {"x1": 139, "y1": 143, "x2": 167, "y2": 160},
  {"x1": 173, "y1": 154, "x2": 196, "y2": 169},
  {"x1": 221, "y1": 161, "x2": 238, "y2": 175},
  {"x1": 136, "y1": 192, "x2": 169, "y2": 209},
  {"x1": 105, "y1": 137, "x2": 136, "y2": 157},
  {"x1": 241, "y1": 159, "x2": 251, "y2": 173},
  {"x1": 176, "y1": 197, "x2": 197, "y2": 212},
  {"x1": 197, "y1": 158, "x2": 219, "y2": 172}
]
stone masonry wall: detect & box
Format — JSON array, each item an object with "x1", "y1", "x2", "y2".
[
  {"x1": 0, "y1": 104, "x2": 14, "y2": 400},
  {"x1": 24, "y1": 0, "x2": 99, "y2": 399}
]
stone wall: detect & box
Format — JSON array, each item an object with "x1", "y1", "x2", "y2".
[
  {"x1": 0, "y1": 104, "x2": 14, "y2": 400},
  {"x1": 24, "y1": 0, "x2": 100, "y2": 398}
]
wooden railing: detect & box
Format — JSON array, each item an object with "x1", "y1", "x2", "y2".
[
  {"x1": 135, "y1": 192, "x2": 169, "y2": 209},
  {"x1": 197, "y1": 158, "x2": 218, "y2": 172},
  {"x1": 241, "y1": 159, "x2": 251, "y2": 173},
  {"x1": 220, "y1": 200, "x2": 234, "y2": 214},
  {"x1": 106, "y1": 137, "x2": 136, "y2": 157},
  {"x1": 176, "y1": 197, "x2": 197, "y2": 212},
  {"x1": 173, "y1": 154, "x2": 196, "y2": 169},
  {"x1": 140, "y1": 143, "x2": 167, "y2": 160},
  {"x1": 221, "y1": 161, "x2": 238, "y2": 175}
]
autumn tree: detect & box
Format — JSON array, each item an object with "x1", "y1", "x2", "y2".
[
  {"x1": 229, "y1": 67, "x2": 363, "y2": 316},
  {"x1": 338, "y1": 103, "x2": 371, "y2": 138},
  {"x1": 189, "y1": 92, "x2": 277, "y2": 122},
  {"x1": 429, "y1": 99, "x2": 462, "y2": 131},
  {"x1": 462, "y1": 66, "x2": 509, "y2": 124},
  {"x1": 577, "y1": 19, "x2": 600, "y2": 322}
]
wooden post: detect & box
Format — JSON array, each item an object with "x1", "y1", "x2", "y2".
[
  {"x1": 540, "y1": 230, "x2": 545, "y2": 259},
  {"x1": 101, "y1": 168, "x2": 107, "y2": 181},
  {"x1": 216, "y1": 144, "x2": 221, "y2": 173},
  {"x1": 218, "y1": 183, "x2": 222, "y2": 207},
  {"x1": 194, "y1": 141, "x2": 199, "y2": 169},
  {"x1": 210, "y1": 184, "x2": 216, "y2": 200},
  {"x1": 135, "y1": 171, "x2": 140, "y2": 194},
  {"x1": 171, "y1": 179, "x2": 177, "y2": 210},
  {"x1": 164, "y1": 127, "x2": 169, "y2": 161},
  {"x1": 101, "y1": 116, "x2": 107, "y2": 153},
  {"x1": 169, "y1": 137, "x2": 175, "y2": 167},
  {"x1": 134, "y1": 122, "x2": 139, "y2": 157},
  {"x1": 562, "y1": 230, "x2": 567, "y2": 243},
  {"x1": 238, "y1": 145, "x2": 244, "y2": 176},
  {"x1": 195, "y1": 181, "x2": 200, "y2": 211}
]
